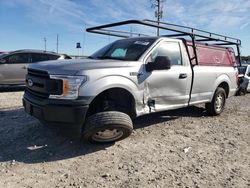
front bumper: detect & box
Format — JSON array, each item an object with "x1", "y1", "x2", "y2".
[{"x1": 23, "y1": 91, "x2": 92, "y2": 137}]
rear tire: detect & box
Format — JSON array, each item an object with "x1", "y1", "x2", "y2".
[
  {"x1": 206, "y1": 87, "x2": 226, "y2": 116},
  {"x1": 83, "y1": 111, "x2": 133, "y2": 143}
]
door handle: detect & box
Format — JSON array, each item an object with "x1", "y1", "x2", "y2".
[
  {"x1": 179, "y1": 73, "x2": 187, "y2": 79},
  {"x1": 21, "y1": 66, "x2": 27, "y2": 69}
]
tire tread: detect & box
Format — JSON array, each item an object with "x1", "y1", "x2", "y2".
[{"x1": 83, "y1": 111, "x2": 133, "y2": 143}]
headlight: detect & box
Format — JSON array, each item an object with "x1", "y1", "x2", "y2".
[{"x1": 49, "y1": 75, "x2": 88, "y2": 100}]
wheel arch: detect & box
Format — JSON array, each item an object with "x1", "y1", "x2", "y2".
[
  {"x1": 217, "y1": 81, "x2": 229, "y2": 98},
  {"x1": 212, "y1": 74, "x2": 231, "y2": 99},
  {"x1": 86, "y1": 87, "x2": 137, "y2": 119}
]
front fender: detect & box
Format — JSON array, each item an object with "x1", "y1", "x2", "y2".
[{"x1": 79, "y1": 75, "x2": 142, "y2": 102}]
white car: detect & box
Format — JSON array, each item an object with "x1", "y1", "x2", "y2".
[
  {"x1": 238, "y1": 65, "x2": 250, "y2": 93},
  {"x1": 245, "y1": 65, "x2": 250, "y2": 92},
  {"x1": 0, "y1": 50, "x2": 71, "y2": 85}
]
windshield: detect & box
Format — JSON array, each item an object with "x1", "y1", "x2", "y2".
[
  {"x1": 89, "y1": 38, "x2": 156, "y2": 61},
  {"x1": 238, "y1": 66, "x2": 247, "y2": 74}
]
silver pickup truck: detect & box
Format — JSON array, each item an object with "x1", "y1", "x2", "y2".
[{"x1": 23, "y1": 20, "x2": 240, "y2": 143}]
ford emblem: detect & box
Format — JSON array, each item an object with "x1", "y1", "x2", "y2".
[{"x1": 27, "y1": 78, "x2": 34, "y2": 87}]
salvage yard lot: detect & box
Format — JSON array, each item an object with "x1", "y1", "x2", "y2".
[{"x1": 0, "y1": 91, "x2": 249, "y2": 188}]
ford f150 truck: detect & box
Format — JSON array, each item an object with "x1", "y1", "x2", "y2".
[{"x1": 23, "y1": 20, "x2": 241, "y2": 143}]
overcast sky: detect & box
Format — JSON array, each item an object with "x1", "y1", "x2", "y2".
[{"x1": 0, "y1": 0, "x2": 250, "y2": 55}]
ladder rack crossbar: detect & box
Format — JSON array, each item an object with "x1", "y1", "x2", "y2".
[
  {"x1": 86, "y1": 19, "x2": 242, "y2": 65},
  {"x1": 86, "y1": 19, "x2": 241, "y2": 45}
]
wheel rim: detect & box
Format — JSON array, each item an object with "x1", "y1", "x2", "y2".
[
  {"x1": 92, "y1": 128, "x2": 124, "y2": 142},
  {"x1": 215, "y1": 92, "x2": 224, "y2": 112}
]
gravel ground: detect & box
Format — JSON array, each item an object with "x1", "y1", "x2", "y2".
[{"x1": 0, "y1": 91, "x2": 249, "y2": 188}]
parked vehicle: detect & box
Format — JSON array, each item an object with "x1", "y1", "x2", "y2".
[
  {"x1": 236, "y1": 65, "x2": 250, "y2": 95},
  {"x1": 0, "y1": 50, "x2": 71, "y2": 85},
  {"x1": 23, "y1": 20, "x2": 240, "y2": 143},
  {"x1": 58, "y1": 54, "x2": 72, "y2": 59}
]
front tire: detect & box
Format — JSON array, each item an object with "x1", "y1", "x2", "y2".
[
  {"x1": 83, "y1": 111, "x2": 133, "y2": 143},
  {"x1": 206, "y1": 87, "x2": 226, "y2": 116}
]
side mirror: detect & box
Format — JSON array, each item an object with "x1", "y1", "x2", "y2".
[{"x1": 146, "y1": 56, "x2": 171, "y2": 72}]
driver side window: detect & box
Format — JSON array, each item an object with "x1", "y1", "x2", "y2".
[{"x1": 147, "y1": 42, "x2": 182, "y2": 65}]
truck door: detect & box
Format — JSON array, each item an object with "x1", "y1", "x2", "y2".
[{"x1": 143, "y1": 41, "x2": 192, "y2": 112}]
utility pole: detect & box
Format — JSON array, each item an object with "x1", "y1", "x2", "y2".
[
  {"x1": 82, "y1": 24, "x2": 86, "y2": 56},
  {"x1": 151, "y1": 0, "x2": 165, "y2": 36},
  {"x1": 43, "y1": 37, "x2": 47, "y2": 51},
  {"x1": 56, "y1": 34, "x2": 59, "y2": 53}
]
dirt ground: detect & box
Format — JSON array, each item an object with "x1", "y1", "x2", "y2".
[{"x1": 0, "y1": 91, "x2": 249, "y2": 188}]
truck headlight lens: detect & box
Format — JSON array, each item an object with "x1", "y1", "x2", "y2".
[{"x1": 49, "y1": 75, "x2": 87, "y2": 100}]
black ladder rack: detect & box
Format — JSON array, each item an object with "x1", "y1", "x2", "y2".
[{"x1": 86, "y1": 19, "x2": 242, "y2": 65}]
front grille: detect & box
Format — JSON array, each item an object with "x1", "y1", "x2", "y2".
[
  {"x1": 28, "y1": 68, "x2": 49, "y2": 78},
  {"x1": 26, "y1": 69, "x2": 62, "y2": 99}
]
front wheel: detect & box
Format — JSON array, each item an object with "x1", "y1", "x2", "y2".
[
  {"x1": 83, "y1": 111, "x2": 133, "y2": 143},
  {"x1": 205, "y1": 87, "x2": 226, "y2": 116}
]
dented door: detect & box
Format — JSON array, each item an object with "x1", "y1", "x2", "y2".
[{"x1": 143, "y1": 41, "x2": 192, "y2": 112}]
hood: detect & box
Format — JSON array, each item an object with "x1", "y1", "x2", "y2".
[{"x1": 28, "y1": 59, "x2": 134, "y2": 75}]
